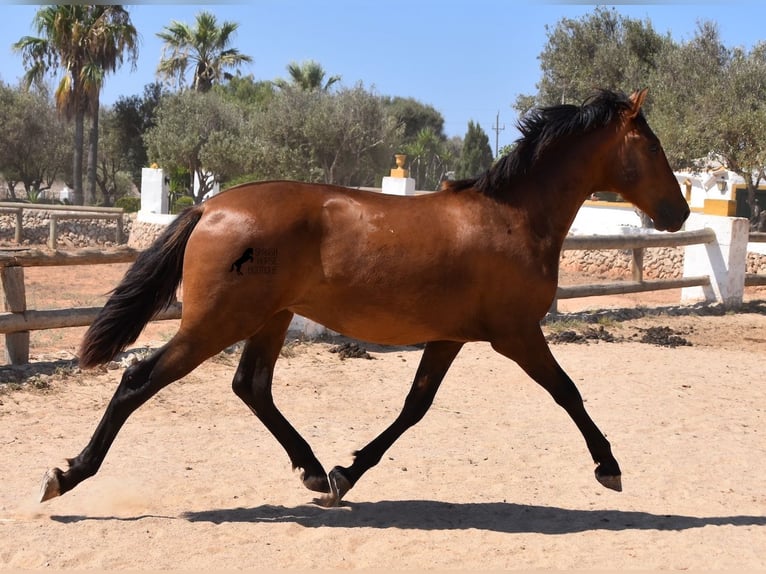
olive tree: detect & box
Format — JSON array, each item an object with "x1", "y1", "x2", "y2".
[
  {"x1": 515, "y1": 7, "x2": 670, "y2": 113},
  {"x1": 144, "y1": 90, "x2": 254, "y2": 203},
  {"x1": 520, "y1": 9, "x2": 766, "y2": 221},
  {"x1": 251, "y1": 84, "x2": 402, "y2": 186},
  {"x1": 0, "y1": 83, "x2": 71, "y2": 201}
]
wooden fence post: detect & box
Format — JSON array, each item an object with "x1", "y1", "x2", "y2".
[
  {"x1": 48, "y1": 216, "x2": 58, "y2": 250},
  {"x1": 1, "y1": 266, "x2": 29, "y2": 364},
  {"x1": 631, "y1": 248, "x2": 644, "y2": 283},
  {"x1": 14, "y1": 209, "x2": 23, "y2": 244}
]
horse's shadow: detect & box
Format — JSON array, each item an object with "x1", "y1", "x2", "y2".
[{"x1": 171, "y1": 500, "x2": 766, "y2": 534}]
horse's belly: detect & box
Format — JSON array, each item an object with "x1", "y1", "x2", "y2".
[{"x1": 289, "y1": 293, "x2": 474, "y2": 346}]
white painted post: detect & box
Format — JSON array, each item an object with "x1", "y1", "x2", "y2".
[
  {"x1": 681, "y1": 213, "x2": 749, "y2": 308},
  {"x1": 140, "y1": 168, "x2": 169, "y2": 215},
  {"x1": 381, "y1": 176, "x2": 416, "y2": 196},
  {"x1": 381, "y1": 153, "x2": 416, "y2": 196}
]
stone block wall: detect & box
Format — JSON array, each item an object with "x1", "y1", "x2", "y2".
[
  {"x1": 558, "y1": 246, "x2": 685, "y2": 279},
  {"x1": 747, "y1": 252, "x2": 766, "y2": 274},
  {"x1": 0, "y1": 210, "x2": 133, "y2": 249},
  {"x1": 126, "y1": 216, "x2": 166, "y2": 250}
]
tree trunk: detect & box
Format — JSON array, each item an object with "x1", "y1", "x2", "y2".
[
  {"x1": 72, "y1": 109, "x2": 85, "y2": 206},
  {"x1": 86, "y1": 99, "x2": 100, "y2": 206}
]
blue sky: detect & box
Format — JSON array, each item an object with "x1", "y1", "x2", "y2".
[{"x1": 1, "y1": 1, "x2": 764, "y2": 152}]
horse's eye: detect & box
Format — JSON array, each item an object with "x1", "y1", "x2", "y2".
[{"x1": 649, "y1": 143, "x2": 659, "y2": 153}]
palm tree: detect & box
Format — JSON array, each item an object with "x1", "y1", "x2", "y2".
[
  {"x1": 14, "y1": 5, "x2": 138, "y2": 206},
  {"x1": 156, "y1": 11, "x2": 252, "y2": 93},
  {"x1": 404, "y1": 127, "x2": 448, "y2": 190},
  {"x1": 275, "y1": 60, "x2": 341, "y2": 92}
]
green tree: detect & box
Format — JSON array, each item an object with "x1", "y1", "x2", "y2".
[
  {"x1": 250, "y1": 84, "x2": 401, "y2": 186},
  {"x1": 648, "y1": 21, "x2": 730, "y2": 167},
  {"x1": 520, "y1": 9, "x2": 766, "y2": 222},
  {"x1": 215, "y1": 73, "x2": 276, "y2": 109},
  {"x1": 156, "y1": 11, "x2": 252, "y2": 92},
  {"x1": 403, "y1": 128, "x2": 451, "y2": 191},
  {"x1": 275, "y1": 60, "x2": 341, "y2": 92},
  {"x1": 717, "y1": 43, "x2": 766, "y2": 220},
  {"x1": 14, "y1": 5, "x2": 138, "y2": 206},
  {"x1": 514, "y1": 7, "x2": 669, "y2": 113},
  {"x1": 144, "y1": 90, "x2": 254, "y2": 203},
  {"x1": 112, "y1": 82, "x2": 164, "y2": 183},
  {"x1": 384, "y1": 97, "x2": 446, "y2": 143},
  {"x1": 96, "y1": 107, "x2": 139, "y2": 207},
  {"x1": 457, "y1": 121, "x2": 493, "y2": 179},
  {"x1": 0, "y1": 82, "x2": 72, "y2": 201},
  {"x1": 384, "y1": 97, "x2": 451, "y2": 190},
  {"x1": 649, "y1": 23, "x2": 766, "y2": 222}
]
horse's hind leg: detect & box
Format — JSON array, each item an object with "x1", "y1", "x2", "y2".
[
  {"x1": 492, "y1": 327, "x2": 622, "y2": 491},
  {"x1": 321, "y1": 340, "x2": 464, "y2": 506},
  {"x1": 40, "y1": 336, "x2": 210, "y2": 501},
  {"x1": 231, "y1": 310, "x2": 329, "y2": 494}
]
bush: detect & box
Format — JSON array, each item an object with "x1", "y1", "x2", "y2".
[
  {"x1": 115, "y1": 196, "x2": 140, "y2": 212},
  {"x1": 171, "y1": 195, "x2": 195, "y2": 214},
  {"x1": 224, "y1": 173, "x2": 262, "y2": 188}
]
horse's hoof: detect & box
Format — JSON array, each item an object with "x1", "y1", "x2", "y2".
[
  {"x1": 595, "y1": 471, "x2": 622, "y2": 492},
  {"x1": 39, "y1": 468, "x2": 62, "y2": 502},
  {"x1": 315, "y1": 467, "x2": 352, "y2": 507},
  {"x1": 301, "y1": 472, "x2": 330, "y2": 494}
]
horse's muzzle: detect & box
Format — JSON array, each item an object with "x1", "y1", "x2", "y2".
[{"x1": 653, "y1": 201, "x2": 690, "y2": 232}]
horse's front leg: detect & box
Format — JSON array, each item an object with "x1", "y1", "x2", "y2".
[
  {"x1": 232, "y1": 311, "x2": 330, "y2": 494},
  {"x1": 492, "y1": 326, "x2": 622, "y2": 491},
  {"x1": 320, "y1": 340, "x2": 464, "y2": 507}
]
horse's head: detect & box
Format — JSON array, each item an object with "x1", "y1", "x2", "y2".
[{"x1": 604, "y1": 89, "x2": 690, "y2": 232}]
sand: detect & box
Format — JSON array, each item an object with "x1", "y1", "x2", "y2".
[{"x1": 0, "y1": 264, "x2": 764, "y2": 570}]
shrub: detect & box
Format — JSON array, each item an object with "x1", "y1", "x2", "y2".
[
  {"x1": 115, "y1": 196, "x2": 140, "y2": 212},
  {"x1": 171, "y1": 195, "x2": 195, "y2": 214}
]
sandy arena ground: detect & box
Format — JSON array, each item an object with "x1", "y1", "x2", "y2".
[{"x1": 0, "y1": 264, "x2": 764, "y2": 570}]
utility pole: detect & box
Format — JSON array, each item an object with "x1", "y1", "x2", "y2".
[{"x1": 492, "y1": 111, "x2": 505, "y2": 158}]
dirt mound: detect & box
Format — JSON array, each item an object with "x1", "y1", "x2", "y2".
[
  {"x1": 546, "y1": 324, "x2": 693, "y2": 347},
  {"x1": 633, "y1": 325, "x2": 692, "y2": 347},
  {"x1": 329, "y1": 341, "x2": 375, "y2": 360}
]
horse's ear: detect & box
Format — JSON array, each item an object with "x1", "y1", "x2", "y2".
[{"x1": 627, "y1": 88, "x2": 648, "y2": 118}]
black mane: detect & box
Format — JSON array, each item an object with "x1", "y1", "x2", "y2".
[{"x1": 445, "y1": 90, "x2": 638, "y2": 196}]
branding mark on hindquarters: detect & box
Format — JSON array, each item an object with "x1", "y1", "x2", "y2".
[
  {"x1": 229, "y1": 248, "x2": 254, "y2": 275},
  {"x1": 229, "y1": 247, "x2": 279, "y2": 275}
]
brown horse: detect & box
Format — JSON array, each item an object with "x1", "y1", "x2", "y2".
[{"x1": 40, "y1": 89, "x2": 689, "y2": 507}]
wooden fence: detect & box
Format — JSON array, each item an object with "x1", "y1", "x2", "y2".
[
  {"x1": 0, "y1": 202, "x2": 125, "y2": 248},
  {"x1": 0, "y1": 247, "x2": 179, "y2": 365},
  {"x1": 0, "y1": 227, "x2": 763, "y2": 365},
  {"x1": 549, "y1": 228, "x2": 716, "y2": 313}
]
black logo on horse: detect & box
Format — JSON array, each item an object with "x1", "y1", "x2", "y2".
[{"x1": 230, "y1": 247, "x2": 254, "y2": 275}]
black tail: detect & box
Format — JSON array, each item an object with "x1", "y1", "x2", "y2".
[{"x1": 79, "y1": 205, "x2": 204, "y2": 368}]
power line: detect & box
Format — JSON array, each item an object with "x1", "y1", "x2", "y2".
[{"x1": 492, "y1": 111, "x2": 505, "y2": 157}]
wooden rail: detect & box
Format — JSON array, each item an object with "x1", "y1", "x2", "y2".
[
  {"x1": 48, "y1": 212, "x2": 123, "y2": 249},
  {"x1": 0, "y1": 247, "x2": 181, "y2": 365},
  {"x1": 551, "y1": 228, "x2": 717, "y2": 313},
  {"x1": 0, "y1": 202, "x2": 125, "y2": 248}
]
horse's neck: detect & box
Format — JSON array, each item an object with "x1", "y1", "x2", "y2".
[
  {"x1": 519, "y1": 132, "x2": 615, "y2": 246},
  {"x1": 516, "y1": 169, "x2": 595, "y2": 250}
]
